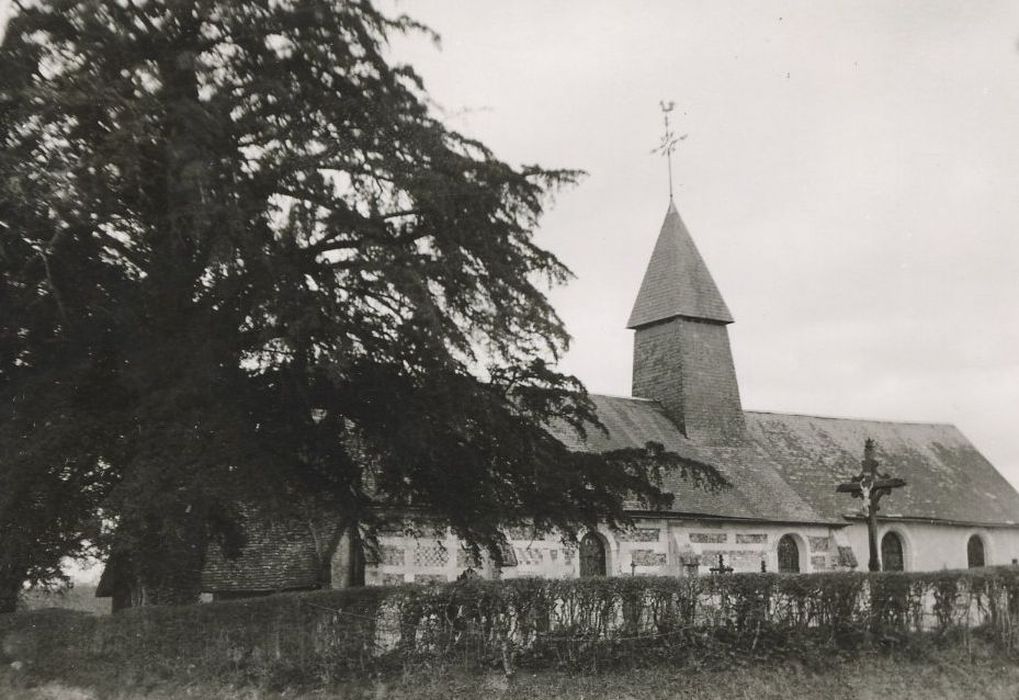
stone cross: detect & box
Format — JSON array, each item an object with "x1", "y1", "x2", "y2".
[{"x1": 836, "y1": 439, "x2": 906, "y2": 572}]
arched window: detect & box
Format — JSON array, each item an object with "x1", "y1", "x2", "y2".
[
  {"x1": 967, "y1": 535, "x2": 986, "y2": 568},
  {"x1": 880, "y1": 532, "x2": 904, "y2": 571},
  {"x1": 579, "y1": 532, "x2": 606, "y2": 577},
  {"x1": 777, "y1": 534, "x2": 800, "y2": 573}
]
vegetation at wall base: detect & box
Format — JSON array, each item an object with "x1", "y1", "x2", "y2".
[
  {"x1": 3, "y1": 567, "x2": 1019, "y2": 696},
  {"x1": 2, "y1": 633, "x2": 1018, "y2": 700}
]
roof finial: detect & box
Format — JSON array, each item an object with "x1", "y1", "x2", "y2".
[{"x1": 653, "y1": 100, "x2": 687, "y2": 201}]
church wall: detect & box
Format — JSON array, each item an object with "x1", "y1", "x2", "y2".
[
  {"x1": 342, "y1": 517, "x2": 851, "y2": 587},
  {"x1": 660, "y1": 520, "x2": 847, "y2": 575},
  {"x1": 341, "y1": 519, "x2": 1019, "y2": 586},
  {"x1": 843, "y1": 521, "x2": 1019, "y2": 571}
]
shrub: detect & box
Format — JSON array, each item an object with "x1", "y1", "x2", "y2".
[{"x1": 2, "y1": 566, "x2": 1019, "y2": 681}]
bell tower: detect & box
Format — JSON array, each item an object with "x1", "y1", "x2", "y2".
[{"x1": 628, "y1": 201, "x2": 746, "y2": 444}]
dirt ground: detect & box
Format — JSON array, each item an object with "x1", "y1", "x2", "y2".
[{"x1": 3, "y1": 651, "x2": 1018, "y2": 700}]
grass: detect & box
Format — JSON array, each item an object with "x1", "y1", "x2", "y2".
[
  {"x1": 18, "y1": 584, "x2": 110, "y2": 616},
  {"x1": 2, "y1": 649, "x2": 1019, "y2": 699}
]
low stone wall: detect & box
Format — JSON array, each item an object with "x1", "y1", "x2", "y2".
[{"x1": 4, "y1": 567, "x2": 1019, "y2": 680}]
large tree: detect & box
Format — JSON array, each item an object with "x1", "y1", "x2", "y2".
[{"x1": 0, "y1": 0, "x2": 720, "y2": 609}]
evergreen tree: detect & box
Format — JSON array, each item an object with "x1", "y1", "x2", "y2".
[{"x1": 0, "y1": 0, "x2": 721, "y2": 608}]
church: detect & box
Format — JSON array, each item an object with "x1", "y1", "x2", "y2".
[{"x1": 99, "y1": 199, "x2": 1019, "y2": 605}]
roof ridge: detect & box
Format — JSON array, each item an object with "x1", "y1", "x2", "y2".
[
  {"x1": 743, "y1": 409, "x2": 957, "y2": 429},
  {"x1": 589, "y1": 393, "x2": 659, "y2": 403}
]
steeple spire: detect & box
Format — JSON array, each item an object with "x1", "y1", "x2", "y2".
[
  {"x1": 628, "y1": 200, "x2": 745, "y2": 445},
  {"x1": 626, "y1": 203, "x2": 733, "y2": 329}
]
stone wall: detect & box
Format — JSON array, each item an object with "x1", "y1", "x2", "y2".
[
  {"x1": 338, "y1": 517, "x2": 852, "y2": 588},
  {"x1": 336, "y1": 517, "x2": 1019, "y2": 588}
]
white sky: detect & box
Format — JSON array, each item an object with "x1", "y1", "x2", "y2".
[
  {"x1": 384, "y1": 1, "x2": 1019, "y2": 486},
  {"x1": 1, "y1": 1, "x2": 1017, "y2": 493}
]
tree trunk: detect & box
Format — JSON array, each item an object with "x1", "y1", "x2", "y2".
[
  {"x1": 0, "y1": 566, "x2": 25, "y2": 614},
  {"x1": 131, "y1": 508, "x2": 209, "y2": 607}
]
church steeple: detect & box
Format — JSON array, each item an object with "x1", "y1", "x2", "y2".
[
  {"x1": 629, "y1": 202, "x2": 746, "y2": 445},
  {"x1": 627, "y1": 200, "x2": 733, "y2": 328}
]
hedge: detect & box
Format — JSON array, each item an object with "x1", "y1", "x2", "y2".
[{"x1": 3, "y1": 567, "x2": 1019, "y2": 684}]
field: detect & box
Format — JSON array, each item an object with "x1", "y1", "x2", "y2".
[
  {"x1": 2, "y1": 651, "x2": 1019, "y2": 699},
  {"x1": 18, "y1": 585, "x2": 111, "y2": 616}
]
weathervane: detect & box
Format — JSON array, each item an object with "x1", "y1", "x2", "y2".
[{"x1": 652, "y1": 100, "x2": 687, "y2": 201}]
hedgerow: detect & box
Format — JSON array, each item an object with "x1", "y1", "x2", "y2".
[{"x1": 2, "y1": 567, "x2": 1019, "y2": 684}]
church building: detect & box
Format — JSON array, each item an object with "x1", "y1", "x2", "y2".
[{"x1": 99, "y1": 200, "x2": 1019, "y2": 605}]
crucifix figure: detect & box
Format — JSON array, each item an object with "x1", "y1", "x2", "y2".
[
  {"x1": 652, "y1": 100, "x2": 687, "y2": 201},
  {"x1": 836, "y1": 439, "x2": 906, "y2": 572}
]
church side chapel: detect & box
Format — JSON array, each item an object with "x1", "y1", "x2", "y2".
[{"x1": 99, "y1": 192, "x2": 1019, "y2": 607}]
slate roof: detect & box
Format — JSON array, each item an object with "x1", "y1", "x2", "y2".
[
  {"x1": 626, "y1": 201, "x2": 734, "y2": 328},
  {"x1": 94, "y1": 550, "x2": 128, "y2": 597},
  {"x1": 201, "y1": 516, "x2": 339, "y2": 592},
  {"x1": 549, "y1": 395, "x2": 831, "y2": 523},
  {"x1": 96, "y1": 517, "x2": 333, "y2": 597},
  {"x1": 744, "y1": 411, "x2": 1019, "y2": 526},
  {"x1": 551, "y1": 395, "x2": 1019, "y2": 528}
]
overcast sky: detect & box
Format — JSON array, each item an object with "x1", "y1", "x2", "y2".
[
  {"x1": 383, "y1": 1, "x2": 1019, "y2": 485},
  {"x1": 2, "y1": 1, "x2": 1017, "y2": 488}
]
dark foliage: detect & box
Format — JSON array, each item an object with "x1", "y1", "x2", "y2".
[{"x1": 0, "y1": 0, "x2": 722, "y2": 607}]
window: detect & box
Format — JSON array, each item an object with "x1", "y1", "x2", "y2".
[
  {"x1": 497, "y1": 540, "x2": 519, "y2": 567},
  {"x1": 777, "y1": 534, "x2": 800, "y2": 573},
  {"x1": 579, "y1": 532, "x2": 606, "y2": 577},
  {"x1": 880, "y1": 532, "x2": 904, "y2": 571},
  {"x1": 967, "y1": 535, "x2": 986, "y2": 568}
]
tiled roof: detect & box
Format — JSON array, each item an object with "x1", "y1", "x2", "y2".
[
  {"x1": 96, "y1": 519, "x2": 334, "y2": 596},
  {"x1": 744, "y1": 411, "x2": 1019, "y2": 526},
  {"x1": 626, "y1": 201, "x2": 733, "y2": 328},
  {"x1": 94, "y1": 550, "x2": 127, "y2": 597},
  {"x1": 201, "y1": 516, "x2": 339, "y2": 592},
  {"x1": 549, "y1": 395, "x2": 830, "y2": 523}
]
